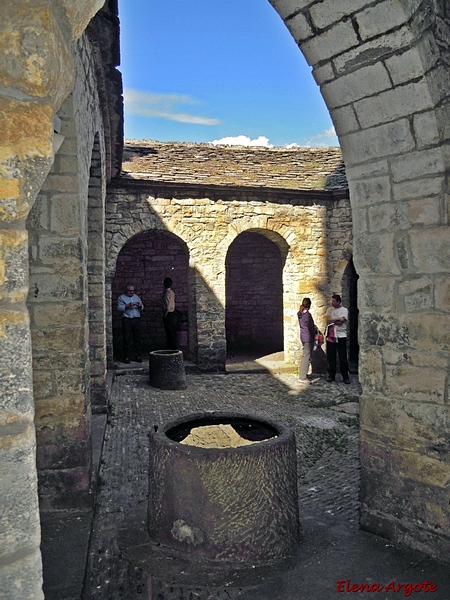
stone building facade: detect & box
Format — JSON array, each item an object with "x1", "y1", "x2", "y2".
[
  {"x1": 107, "y1": 142, "x2": 353, "y2": 372},
  {"x1": 1, "y1": 0, "x2": 449, "y2": 597},
  {"x1": 1, "y1": 1, "x2": 122, "y2": 597}
]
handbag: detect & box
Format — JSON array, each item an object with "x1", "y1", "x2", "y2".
[
  {"x1": 325, "y1": 324, "x2": 337, "y2": 344},
  {"x1": 314, "y1": 331, "x2": 324, "y2": 351}
]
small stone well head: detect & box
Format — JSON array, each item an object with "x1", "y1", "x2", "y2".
[
  {"x1": 149, "y1": 349, "x2": 186, "y2": 390},
  {"x1": 148, "y1": 411, "x2": 301, "y2": 569}
]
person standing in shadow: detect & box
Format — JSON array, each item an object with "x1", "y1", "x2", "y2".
[
  {"x1": 117, "y1": 283, "x2": 144, "y2": 363},
  {"x1": 162, "y1": 277, "x2": 177, "y2": 350}
]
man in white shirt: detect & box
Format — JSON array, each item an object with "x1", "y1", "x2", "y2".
[
  {"x1": 325, "y1": 294, "x2": 350, "y2": 384},
  {"x1": 117, "y1": 283, "x2": 144, "y2": 363}
]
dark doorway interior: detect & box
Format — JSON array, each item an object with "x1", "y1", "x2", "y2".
[
  {"x1": 226, "y1": 231, "x2": 283, "y2": 358},
  {"x1": 112, "y1": 231, "x2": 189, "y2": 359},
  {"x1": 344, "y1": 258, "x2": 359, "y2": 372}
]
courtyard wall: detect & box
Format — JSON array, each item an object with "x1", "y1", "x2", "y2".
[
  {"x1": 106, "y1": 179, "x2": 352, "y2": 371},
  {"x1": 1, "y1": 0, "x2": 450, "y2": 596}
]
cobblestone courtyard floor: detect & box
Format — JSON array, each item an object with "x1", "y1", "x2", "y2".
[{"x1": 80, "y1": 367, "x2": 450, "y2": 600}]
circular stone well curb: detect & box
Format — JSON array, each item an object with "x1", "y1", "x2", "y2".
[
  {"x1": 148, "y1": 411, "x2": 301, "y2": 567},
  {"x1": 149, "y1": 349, "x2": 186, "y2": 390}
]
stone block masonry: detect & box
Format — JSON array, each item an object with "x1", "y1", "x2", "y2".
[
  {"x1": 269, "y1": 0, "x2": 450, "y2": 562},
  {"x1": 107, "y1": 154, "x2": 353, "y2": 371},
  {"x1": 2, "y1": 0, "x2": 450, "y2": 596},
  {"x1": 26, "y1": 37, "x2": 105, "y2": 513}
]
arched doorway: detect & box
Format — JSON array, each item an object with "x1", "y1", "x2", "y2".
[
  {"x1": 225, "y1": 231, "x2": 284, "y2": 358},
  {"x1": 342, "y1": 258, "x2": 359, "y2": 373},
  {"x1": 112, "y1": 230, "x2": 189, "y2": 360}
]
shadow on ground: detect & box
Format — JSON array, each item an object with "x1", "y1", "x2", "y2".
[{"x1": 41, "y1": 354, "x2": 450, "y2": 599}]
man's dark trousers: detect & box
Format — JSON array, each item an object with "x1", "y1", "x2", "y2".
[
  {"x1": 122, "y1": 317, "x2": 142, "y2": 359},
  {"x1": 163, "y1": 312, "x2": 178, "y2": 350},
  {"x1": 326, "y1": 337, "x2": 349, "y2": 380}
]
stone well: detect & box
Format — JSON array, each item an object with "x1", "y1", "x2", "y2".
[
  {"x1": 148, "y1": 411, "x2": 301, "y2": 568},
  {"x1": 149, "y1": 349, "x2": 187, "y2": 390}
]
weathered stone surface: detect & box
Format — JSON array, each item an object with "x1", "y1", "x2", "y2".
[
  {"x1": 386, "y1": 46, "x2": 435, "y2": 86},
  {"x1": 392, "y1": 176, "x2": 443, "y2": 204},
  {"x1": 2, "y1": 0, "x2": 450, "y2": 594},
  {"x1": 435, "y1": 275, "x2": 450, "y2": 311},
  {"x1": 0, "y1": 314, "x2": 34, "y2": 416},
  {"x1": 322, "y1": 63, "x2": 392, "y2": 110},
  {"x1": 355, "y1": 1, "x2": 411, "y2": 40},
  {"x1": 354, "y1": 232, "x2": 401, "y2": 276},
  {"x1": 360, "y1": 468, "x2": 450, "y2": 561},
  {"x1": 108, "y1": 161, "x2": 352, "y2": 369},
  {"x1": 354, "y1": 80, "x2": 434, "y2": 128},
  {"x1": 410, "y1": 227, "x2": 450, "y2": 273},
  {"x1": 38, "y1": 468, "x2": 92, "y2": 511},
  {"x1": 358, "y1": 348, "x2": 383, "y2": 391},
  {"x1": 0, "y1": 425, "x2": 41, "y2": 571},
  {"x1": 391, "y1": 147, "x2": 445, "y2": 183},
  {"x1": 148, "y1": 413, "x2": 300, "y2": 568},
  {"x1": 309, "y1": 0, "x2": 369, "y2": 30},
  {"x1": 0, "y1": 99, "x2": 53, "y2": 220},
  {"x1": 361, "y1": 395, "x2": 450, "y2": 454},
  {"x1": 341, "y1": 119, "x2": 415, "y2": 164},
  {"x1": 0, "y1": 551, "x2": 44, "y2": 600},
  {"x1": 390, "y1": 450, "x2": 450, "y2": 488},
  {"x1": 57, "y1": 0, "x2": 106, "y2": 39},
  {"x1": 268, "y1": 0, "x2": 314, "y2": 21},
  {"x1": 301, "y1": 19, "x2": 360, "y2": 65},
  {"x1": 0, "y1": 1, "x2": 73, "y2": 103},
  {"x1": 284, "y1": 11, "x2": 312, "y2": 42}
]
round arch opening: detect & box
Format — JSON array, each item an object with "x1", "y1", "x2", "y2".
[
  {"x1": 225, "y1": 231, "x2": 286, "y2": 359},
  {"x1": 112, "y1": 230, "x2": 190, "y2": 360}
]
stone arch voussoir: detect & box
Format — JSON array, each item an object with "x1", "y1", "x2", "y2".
[{"x1": 220, "y1": 218, "x2": 291, "y2": 259}]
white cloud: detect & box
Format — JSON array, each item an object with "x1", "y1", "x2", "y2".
[
  {"x1": 303, "y1": 126, "x2": 339, "y2": 147},
  {"x1": 124, "y1": 88, "x2": 220, "y2": 126},
  {"x1": 210, "y1": 135, "x2": 273, "y2": 147},
  {"x1": 209, "y1": 129, "x2": 339, "y2": 149}
]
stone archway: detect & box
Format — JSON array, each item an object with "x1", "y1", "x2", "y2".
[
  {"x1": 270, "y1": 0, "x2": 450, "y2": 559},
  {"x1": 111, "y1": 230, "x2": 190, "y2": 360},
  {"x1": 2, "y1": 2, "x2": 450, "y2": 596},
  {"x1": 226, "y1": 231, "x2": 284, "y2": 357}
]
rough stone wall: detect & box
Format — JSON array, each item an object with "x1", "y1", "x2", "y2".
[
  {"x1": 0, "y1": 1, "x2": 120, "y2": 596},
  {"x1": 2, "y1": 1, "x2": 450, "y2": 596},
  {"x1": 106, "y1": 181, "x2": 353, "y2": 371},
  {"x1": 26, "y1": 31, "x2": 106, "y2": 511},
  {"x1": 87, "y1": 134, "x2": 108, "y2": 410},
  {"x1": 271, "y1": 0, "x2": 450, "y2": 559}
]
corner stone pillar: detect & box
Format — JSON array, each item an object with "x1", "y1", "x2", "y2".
[
  {"x1": 0, "y1": 97, "x2": 55, "y2": 598},
  {"x1": 0, "y1": 1, "x2": 96, "y2": 595}
]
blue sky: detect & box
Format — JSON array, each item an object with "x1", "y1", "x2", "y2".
[{"x1": 119, "y1": 0, "x2": 338, "y2": 148}]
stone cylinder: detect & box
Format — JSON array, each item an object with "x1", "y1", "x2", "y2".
[
  {"x1": 148, "y1": 411, "x2": 301, "y2": 567},
  {"x1": 149, "y1": 349, "x2": 186, "y2": 390}
]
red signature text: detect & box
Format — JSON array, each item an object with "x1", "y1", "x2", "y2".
[{"x1": 337, "y1": 580, "x2": 437, "y2": 596}]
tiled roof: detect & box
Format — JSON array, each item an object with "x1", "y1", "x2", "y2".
[{"x1": 121, "y1": 140, "x2": 347, "y2": 191}]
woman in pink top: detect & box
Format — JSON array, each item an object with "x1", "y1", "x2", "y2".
[{"x1": 297, "y1": 298, "x2": 317, "y2": 384}]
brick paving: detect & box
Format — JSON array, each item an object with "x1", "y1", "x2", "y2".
[{"x1": 83, "y1": 368, "x2": 361, "y2": 599}]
